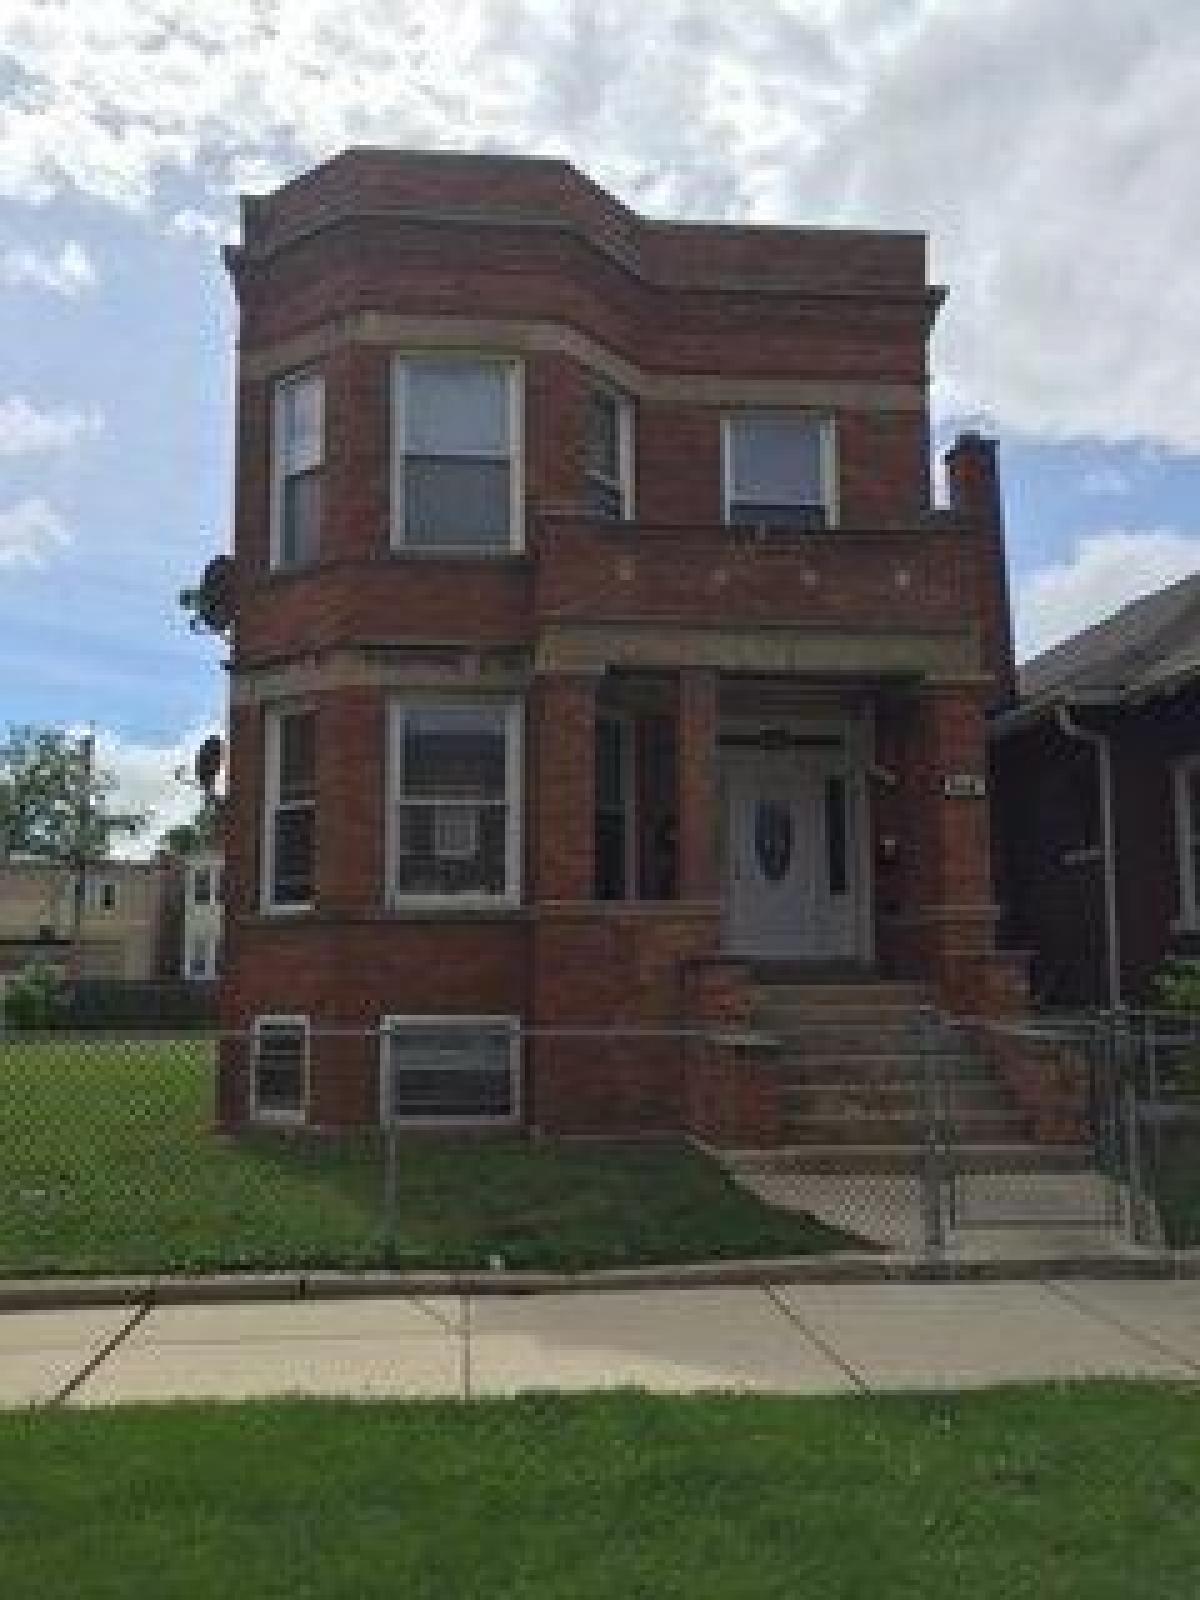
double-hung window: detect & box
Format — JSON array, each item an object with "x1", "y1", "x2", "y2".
[
  {"x1": 271, "y1": 372, "x2": 323, "y2": 568},
  {"x1": 263, "y1": 707, "x2": 316, "y2": 911},
  {"x1": 252, "y1": 1017, "x2": 309, "y2": 1123},
  {"x1": 1174, "y1": 756, "x2": 1200, "y2": 930},
  {"x1": 392, "y1": 357, "x2": 521, "y2": 550},
  {"x1": 381, "y1": 1017, "x2": 520, "y2": 1125},
  {"x1": 388, "y1": 700, "x2": 522, "y2": 904},
  {"x1": 585, "y1": 387, "x2": 635, "y2": 520},
  {"x1": 723, "y1": 413, "x2": 836, "y2": 530},
  {"x1": 193, "y1": 867, "x2": 212, "y2": 906}
]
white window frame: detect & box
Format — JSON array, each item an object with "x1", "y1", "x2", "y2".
[
  {"x1": 262, "y1": 704, "x2": 316, "y2": 916},
  {"x1": 189, "y1": 935, "x2": 211, "y2": 980},
  {"x1": 251, "y1": 1015, "x2": 310, "y2": 1126},
  {"x1": 585, "y1": 386, "x2": 635, "y2": 521},
  {"x1": 1173, "y1": 753, "x2": 1200, "y2": 931},
  {"x1": 379, "y1": 1014, "x2": 522, "y2": 1129},
  {"x1": 721, "y1": 412, "x2": 838, "y2": 529},
  {"x1": 85, "y1": 877, "x2": 119, "y2": 914},
  {"x1": 386, "y1": 696, "x2": 523, "y2": 909},
  {"x1": 270, "y1": 370, "x2": 324, "y2": 571},
  {"x1": 390, "y1": 354, "x2": 524, "y2": 553}
]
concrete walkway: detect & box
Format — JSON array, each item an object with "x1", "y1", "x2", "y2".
[{"x1": 4, "y1": 1279, "x2": 1200, "y2": 1407}]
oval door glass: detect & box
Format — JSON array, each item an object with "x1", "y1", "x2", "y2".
[{"x1": 753, "y1": 800, "x2": 792, "y2": 882}]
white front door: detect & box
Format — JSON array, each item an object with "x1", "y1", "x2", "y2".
[{"x1": 723, "y1": 747, "x2": 859, "y2": 960}]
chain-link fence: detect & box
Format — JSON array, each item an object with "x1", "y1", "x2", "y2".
[{"x1": 0, "y1": 1013, "x2": 1196, "y2": 1278}]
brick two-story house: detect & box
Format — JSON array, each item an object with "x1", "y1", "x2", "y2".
[{"x1": 217, "y1": 149, "x2": 1020, "y2": 1142}]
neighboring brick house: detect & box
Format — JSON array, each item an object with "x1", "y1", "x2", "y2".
[
  {"x1": 991, "y1": 574, "x2": 1200, "y2": 1008},
  {"x1": 0, "y1": 857, "x2": 182, "y2": 981},
  {"x1": 217, "y1": 148, "x2": 1019, "y2": 1140}
]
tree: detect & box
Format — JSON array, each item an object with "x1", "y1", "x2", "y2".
[
  {"x1": 158, "y1": 804, "x2": 220, "y2": 858},
  {"x1": 0, "y1": 726, "x2": 145, "y2": 862}
]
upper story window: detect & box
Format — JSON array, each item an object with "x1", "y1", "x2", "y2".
[
  {"x1": 585, "y1": 388, "x2": 634, "y2": 520},
  {"x1": 85, "y1": 877, "x2": 118, "y2": 913},
  {"x1": 271, "y1": 372, "x2": 324, "y2": 569},
  {"x1": 723, "y1": 413, "x2": 837, "y2": 530},
  {"x1": 387, "y1": 699, "x2": 522, "y2": 905},
  {"x1": 263, "y1": 707, "x2": 316, "y2": 912},
  {"x1": 392, "y1": 357, "x2": 522, "y2": 552},
  {"x1": 192, "y1": 866, "x2": 212, "y2": 906}
]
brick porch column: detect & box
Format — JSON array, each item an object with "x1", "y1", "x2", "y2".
[
  {"x1": 677, "y1": 668, "x2": 720, "y2": 901},
  {"x1": 910, "y1": 683, "x2": 1000, "y2": 1009},
  {"x1": 532, "y1": 673, "x2": 597, "y2": 901}
]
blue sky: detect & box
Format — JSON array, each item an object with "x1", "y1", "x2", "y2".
[{"x1": 2, "y1": 1, "x2": 1198, "y2": 842}]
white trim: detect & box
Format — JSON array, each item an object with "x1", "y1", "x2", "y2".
[
  {"x1": 585, "y1": 385, "x2": 635, "y2": 520},
  {"x1": 720, "y1": 411, "x2": 838, "y2": 529},
  {"x1": 251, "y1": 1014, "x2": 310, "y2": 1125},
  {"x1": 385, "y1": 695, "x2": 523, "y2": 909},
  {"x1": 1173, "y1": 753, "x2": 1200, "y2": 932},
  {"x1": 378, "y1": 1014, "x2": 522, "y2": 1129},
  {"x1": 261, "y1": 704, "x2": 316, "y2": 915},
  {"x1": 389, "y1": 353, "x2": 525, "y2": 553},
  {"x1": 270, "y1": 369, "x2": 324, "y2": 571}
]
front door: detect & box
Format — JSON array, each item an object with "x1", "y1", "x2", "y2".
[{"x1": 723, "y1": 747, "x2": 858, "y2": 960}]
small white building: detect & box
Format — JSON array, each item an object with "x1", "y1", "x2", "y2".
[{"x1": 182, "y1": 848, "x2": 224, "y2": 981}]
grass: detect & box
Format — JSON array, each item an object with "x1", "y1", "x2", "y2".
[
  {"x1": 3, "y1": 1386, "x2": 1200, "y2": 1597},
  {"x1": 0, "y1": 1037, "x2": 850, "y2": 1275}
]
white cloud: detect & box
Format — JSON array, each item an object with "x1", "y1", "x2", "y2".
[
  {"x1": 0, "y1": 394, "x2": 103, "y2": 456},
  {"x1": 1016, "y1": 529, "x2": 1200, "y2": 660},
  {"x1": 0, "y1": 238, "x2": 96, "y2": 295},
  {"x1": 0, "y1": 497, "x2": 72, "y2": 567},
  {"x1": 1080, "y1": 466, "x2": 1132, "y2": 497},
  {"x1": 87, "y1": 722, "x2": 224, "y2": 857},
  {"x1": 0, "y1": 3, "x2": 1199, "y2": 448},
  {"x1": 166, "y1": 206, "x2": 228, "y2": 242}
]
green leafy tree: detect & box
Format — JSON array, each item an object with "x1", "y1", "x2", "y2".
[
  {"x1": 158, "y1": 803, "x2": 220, "y2": 857},
  {"x1": 0, "y1": 726, "x2": 145, "y2": 862}
]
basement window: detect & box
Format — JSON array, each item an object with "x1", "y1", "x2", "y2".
[
  {"x1": 252, "y1": 1017, "x2": 309, "y2": 1123},
  {"x1": 381, "y1": 1018, "x2": 520, "y2": 1125}
]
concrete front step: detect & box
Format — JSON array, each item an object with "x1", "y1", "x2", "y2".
[
  {"x1": 767, "y1": 1051, "x2": 988, "y2": 1077},
  {"x1": 729, "y1": 1143, "x2": 1097, "y2": 1177},
  {"x1": 783, "y1": 1109, "x2": 1032, "y2": 1146}
]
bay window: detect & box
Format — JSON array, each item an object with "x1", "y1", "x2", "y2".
[
  {"x1": 585, "y1": 387, "x2": 634, "y2": 520},
  {"x1": 271, "y1": 372, "x2": 323, "y2": 568},
  {"x1": 263, "y1": 707, "x2": 316, "y2": 911},
  {"x1": 387, "y1": 700, "x2": 522, "y2": 904},
  {"x1": 391, "y1": 357, "x2": 522, "y2": 550}
]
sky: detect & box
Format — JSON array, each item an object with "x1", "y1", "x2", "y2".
[{"x1": 1, "y1": 0, "x2": 1199, "y2": 850}]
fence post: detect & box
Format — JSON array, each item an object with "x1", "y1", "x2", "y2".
[
  {"x1": 1123, "y1": 1074, "x2": 1143, "y2": 1246},
  {"x1": 919, "y1": 1005, "x2": 945, "y2": 1256},
  {"x1": 382, "y1": 1124, "x2": 398, "y2": 1240}
]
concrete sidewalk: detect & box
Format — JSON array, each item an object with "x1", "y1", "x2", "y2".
[{"x1": 4, "y1": 1279, "x2": 1200, "y2": 1407}]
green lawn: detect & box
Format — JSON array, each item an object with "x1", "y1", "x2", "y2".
[
  {"x1": 3, "y1": 1387, "x2": 1200, "y2": 1597},
  {"x1": 0, "y1": 1037, "x2": 850, "y2": 1275}
]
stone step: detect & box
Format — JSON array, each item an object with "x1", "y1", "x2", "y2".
[
  {"x1": 728, "y1": 1142, "x2": 1096, "y2": 1177},
  {"x1": 782, "y1": 1108, "x2": 1033, "y2": 1146},
  {"x1": 752, "y1": 1013, "x2": 930, "y2": 1040},
  {"x1": 782, "y1": 1081, "x2": 1014, "y2": 1116},
  {"x1": 749, "y1": 973, "x2": 928, "y2": 998}
]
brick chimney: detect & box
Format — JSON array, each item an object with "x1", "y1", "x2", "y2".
[{"x1": 945, "y1": 431, "x2": 1017, "y2": 709}]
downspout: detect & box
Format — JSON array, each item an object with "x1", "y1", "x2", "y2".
[{"x1": 1055, "y1": 703, "x2": 1121, "y2": 1009}]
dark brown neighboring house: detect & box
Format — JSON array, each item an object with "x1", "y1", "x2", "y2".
[{"x1": 991, "y1": 573, "x2": 1200, "y2": 1008}]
